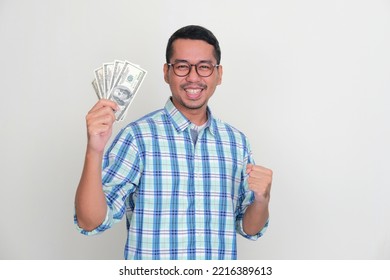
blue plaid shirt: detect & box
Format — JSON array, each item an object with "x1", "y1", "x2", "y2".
[{"x1": 75, "y1": 98, "x2": 268, "y2": 259}]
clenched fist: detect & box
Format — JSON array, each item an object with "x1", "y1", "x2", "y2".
[
  {"x1": 246, "y1": 164, "x2": 272, "y2": 204},
  {"x1": 86, "y1": 99, "x2": 119, "y2": 154}
]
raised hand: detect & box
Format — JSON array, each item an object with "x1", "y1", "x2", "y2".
[
  {"x1": 246, "y1": 164, "x2": 272, "y2": 204},
  {"x1": 85, "y1": 99, "x2": 119, "y2": 154}
]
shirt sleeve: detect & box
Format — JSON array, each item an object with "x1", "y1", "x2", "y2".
[
  {"x1": 74, "y1": 126, "x2": 143, "y2": 235},
  {"x1": 74, "y1": 205, "x2": 114, "y2": 235},
  {"x1": 235, "y1": 138, "x2": 269, "y2": 240}
]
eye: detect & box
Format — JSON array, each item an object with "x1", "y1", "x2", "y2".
[
  {"x1": 198, "y1": 63, "x2": 212, "y2": 71},
  {"x1": 175, "y1": 63, "x2": 190, "y2": 71}
]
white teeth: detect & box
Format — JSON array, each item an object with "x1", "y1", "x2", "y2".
[{"x1": 186, "y1": 89, "x2": 202, "y2": 94}]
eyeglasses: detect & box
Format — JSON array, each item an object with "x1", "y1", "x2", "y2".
[{"x1": 167, "y1": 61, "x2": 219, "y2": 77}]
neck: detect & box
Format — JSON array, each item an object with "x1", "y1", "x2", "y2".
[
  {"x1": 171, "y1": 98, "x2": 208, "y2": 125},
  {"x1": 184, "y1": 109, "x2": 208, "y2": 126}
]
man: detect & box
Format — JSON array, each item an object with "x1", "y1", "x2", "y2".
[{"x1": 74, "y1": 25, "x2": 272, "y2": 260}]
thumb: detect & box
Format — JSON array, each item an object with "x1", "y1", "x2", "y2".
[{"x1": 246, "y1": 163, "x2": 254, "y2": 174}]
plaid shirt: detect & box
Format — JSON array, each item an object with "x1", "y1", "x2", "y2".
[{"x1": 75, "y1": 98, "x2": 268, "y2": 259}]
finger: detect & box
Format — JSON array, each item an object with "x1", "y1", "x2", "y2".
[
  {"x1": 247, "y1": 176, "x2": 272, "y2": 194},
  {"x1": 86, "y1": 115, "x2": 115, "y2": 133},
  {"x1": 87, "y1": 111, "x2": 116, "y2": 131},
  {"x1": 87, "y1": 115, "x2": 116, "y2": 137},
  {"x1": 251, "y1": 165, "x2": 273, "y2": 174},
  {"x1": 87, "y1": 100, "x2": 118, "y2": 120},
  {"x1": 88, "y1": 110, "x2": 116, "y2": 125},
  {"x1": 88, "y1": 105, "x2": 116, "y2": 120},
  {"x1": 246, "y1": 163, "x2": 254, "y2": 174},
  {"x1": 86, "y1": 106, "x2": 116, "y2": 133},
  {"x1": 89, "y1": 99, "x2": 119, "y2": 114}
]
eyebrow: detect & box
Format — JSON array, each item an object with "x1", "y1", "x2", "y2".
[{"x1": 173, "y1": 59, "x2": 214, "y2": 64}]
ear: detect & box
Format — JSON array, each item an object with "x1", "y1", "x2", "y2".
[
  {"x1": 163, "y1": 63, "x2": 170, "y2": 84},
  {"x1": 216, "y1": 65, "x2": 223, "y2": 85}
]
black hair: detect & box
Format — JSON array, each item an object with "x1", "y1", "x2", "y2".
[{"x1": 165, "y1": 25, "x2": 221, "y2": 64}]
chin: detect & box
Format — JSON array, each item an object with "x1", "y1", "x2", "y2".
[{"x1": 184, "y1": 101, "x2": 207, "y2": 110}]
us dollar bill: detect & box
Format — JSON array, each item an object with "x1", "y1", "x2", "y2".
[
  {"x1": 108, "y1": 61, "x2": 147, "y2": 121},
  {"x1": 91, "y1": 79, "x2": 100, "y2": 99},
  {"x1": 103, "y1": 62, "x2": 114, "y2": 98},
  {"x1": 110, "y1": 60, "x2": 125, "y2": 93},
  {"x1": 93, "y1": 66, "x2": 104, "y2": 99}
]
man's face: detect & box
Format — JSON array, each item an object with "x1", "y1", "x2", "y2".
[{"x1": 164, "y1": 39, "x2": 223, "y2": 116}]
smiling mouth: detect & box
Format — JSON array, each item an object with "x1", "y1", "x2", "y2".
[
  {"x1": 185, "y1": 88, "x2": 203, "y2": 99},
  {"x1": 186, "y1": 88, "x2": 202, "y2": 94}
]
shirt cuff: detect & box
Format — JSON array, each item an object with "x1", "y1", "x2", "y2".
[
  {"x1": 237, "y1": 217, "x2": 269, "y2": 240},
  {"x1": 74, "y1": 205, "x2": 114, "y2": 236}
]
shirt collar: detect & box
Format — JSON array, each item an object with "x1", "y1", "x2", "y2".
[{"x1": 164, "y1": 98, "x2": 216, "y2": 136}]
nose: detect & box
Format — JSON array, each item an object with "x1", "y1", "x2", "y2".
[{"x1": 186, "y1": 65, "x2": 201, "y2": 82}]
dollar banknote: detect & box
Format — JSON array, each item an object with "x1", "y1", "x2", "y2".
[
  {"x1": 91, "y1": 79, "x2": 100, "y2": 99},
  {"x1": 93, "y1": 66, "x2": 104, "y2": 99},
  {"x1": 103, "y1": 62, "x2": 114, "y2": 98},
  {"x1": 92, "y1": 60, "x2": 147, "y2": 121}
]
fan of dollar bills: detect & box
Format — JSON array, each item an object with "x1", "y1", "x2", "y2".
[{"x1": 92, "y1": 60, "x2": 147, "y2": 121}]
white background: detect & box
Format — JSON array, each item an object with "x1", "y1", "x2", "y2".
[{"x1": 0, "y1": 0, "x2": 389, "y2": 259}]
